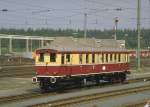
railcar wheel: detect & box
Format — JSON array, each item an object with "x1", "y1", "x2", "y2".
[
  {"x1": 83, "y1": 78, "x2": 87, "y2": 86},
  {"x1": 120, "y1": 73, "x2": 126, "y2": 83},
  {"x1": 95, "y1": 76, "x2": 100, "y2": 84},
  {"x1": 39, "y1": 80, "x2": 49, "y2": 92}
]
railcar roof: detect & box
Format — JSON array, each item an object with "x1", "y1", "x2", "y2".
[
  {"x1": 36, "y1": 37, "x2": 128, "y2": 53},
  {"x1": 37, "y1": 46, "x2": 127, "y2": 52},
  {"x1": 51, "y1": 37, "x2": 121, "y2": 48}
]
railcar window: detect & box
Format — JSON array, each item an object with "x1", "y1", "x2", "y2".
[
  {"x1": 110, "y1": 54, "x2": 112, "y2": 62},
  {"x1": 50, "y1": 53, "x2": 56, "y2": 62},
  {"x1": 123, "y1": 54, "x2": 125, "y2": 62},
  {"x1": 106, "y1": 54, "x2": 108, "y2": 63},
  {"x1": 39, "y1": 53, "x2": 44, "y2": 62},
  {"x1": 99, "y1": 54, "x2": 102, "y2": 63},
  {"x1": 102, "y1": 53, "x2": 104, "y2": 63},
  {"x1": 92, "y1": 54, "x2": 95, "y2": 63},
  {"x1": 114, "y1": 54, "x2": 117, "y2": 62},
  {"x1": 97, "y1": 54, "x2": 99, "y2": 63},
  {"x1": 124, "y1": 54, "x2": 126, "y2": 62},
  {"x1": 61, "y1": 54, "x2": 64, "y2": 64},
  {"x1": 86, "y1": 54, "x2": 89, "y2": 63},
  {"x1": 66, "y1": 54, "x2": 70, "y2": 62},
  {"x1": 118, "y1": 54, "x2": 121, "y2": 62},
  {"x1": 127, "y1": 54, "x2": 129, "y2": 62},
  {"x1": 79, "y1": 54, "x2": 82, "y2": 64}
]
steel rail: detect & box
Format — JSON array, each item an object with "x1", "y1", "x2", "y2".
[
  {"x1": 124, "y1": 100, "x2": 147, "y2": 107},
  {"x1": 0, "y1": 66, "x2": 35, "y2": 77},
  {"x1": 0, "y1": 72, "x2": 35, "y2": 78},
  {"x1": 0, "y1": 65, "x2": 34, "y2": 68},
  {"x1": 0, "y1": 92, "x2": 57, "y2": 105}
]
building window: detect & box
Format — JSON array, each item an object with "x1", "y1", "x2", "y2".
[
  {"x1": 66, "y1": 54, "x2": 70, "y2": 62},
  {"x1": 92, "y1": 54, "x2": 95, "y2": 63},
  {"x1": 86, "y1": 54, "x2": 89, "y2": 63},
  {"x1": 39, "y1": 53, "x2": 44, "y2": 62},
  {"x1": 50, "y1": 53, "x2": 56, "y2": 62}
]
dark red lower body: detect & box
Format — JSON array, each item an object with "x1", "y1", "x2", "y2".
[{"x1": 36, "y1": 63, "x2": 129, "y2": 76}]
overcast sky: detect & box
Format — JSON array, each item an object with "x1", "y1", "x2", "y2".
[{"x1": 0, "y1": 0, "x2": 150, "y2": 30}]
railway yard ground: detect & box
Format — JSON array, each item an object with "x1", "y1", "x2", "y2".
[{"x1": 0, "y1": 56, "x2": 149, "y2": 107}]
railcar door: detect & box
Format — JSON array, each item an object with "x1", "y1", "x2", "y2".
[
  {"x1": 66, "y1": 53, "x2": 72, "y2": 76},
  {"x1": 48, "y1": 52, "x2": 57, "y2": 75},
  {"x1": 61, "y1": 54, "x2": 72, "y2": 76}
]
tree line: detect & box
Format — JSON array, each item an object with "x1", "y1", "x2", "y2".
[{"x1": 0, "y1": 28, "x2": 149, "y2": 49}]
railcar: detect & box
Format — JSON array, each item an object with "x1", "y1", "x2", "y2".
[
  {"x1": 32, "y1": 44, "x2": 130, "y2": 90},
  {"x1": 129, "y1": 50, "x2": 150, "y2": 57}
]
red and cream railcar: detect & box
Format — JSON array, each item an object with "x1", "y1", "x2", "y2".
[
  {"x1": 129, "y1": 50, "x2": 150, "y2": 57},
  {"x1": 32, "y1": 46, "x2": 130, "y2": 90}
]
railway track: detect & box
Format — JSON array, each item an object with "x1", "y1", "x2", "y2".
[
  {"x1": 130, "y1": 57, "x2": 150, "y2": 68},
  {"x1": 124, "y1": 101, "x2": 147, "y2": 107},
  {"x1": 0, "y1": 76, "x2": 149, "y2": 106},
  {"x1": 0, "y1": 91, "x2": 57, "y2": 106},
  {"x1": 0, "y1": 65, "x2": 35, "y2": 77},
  {"x1": 30, "y1": 84, "x2": 150, "y2": 107},
  {"x1": 0, "y1": 65, "x2": 34, "y2": 68},
  {"x1": 0, "y1": 56, "x2": 34, "y2": 66},
  {"x1": 0, "y1": 72, "x2": 35, "y2": 78}
]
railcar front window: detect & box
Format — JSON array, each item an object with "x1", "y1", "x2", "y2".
[
  {"x1": 39, "y1": 53, "x2": 44, "y2": 62},
  {"x1": 50, "y1": 53, "x2": 56, "y2": 62}
]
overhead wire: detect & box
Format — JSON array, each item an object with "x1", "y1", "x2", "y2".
[
  {"x1": 86, "y1": 0, "x2": 123, "y2": 8},
  {"x1": 0, "y1": 0, "x2": 149, "y2": 29},
  {"x1": 0, "y1": 0, "x2": 52, "y2": 10}
]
